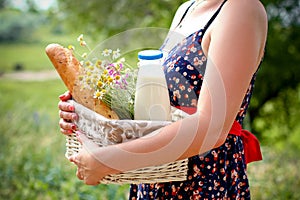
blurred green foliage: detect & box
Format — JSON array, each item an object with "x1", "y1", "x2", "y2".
[
  {"x1": 0, "y1": 80, "x2": 130, "y2": 200},
  {"x1": 54, "y1": 0, "x2": 184, "y2": 37},
  {"x1": 251, "y1": 0, "x2": 300, "y2": 135},
  {"x1": 0, "y1": 9, "x2": 44, "y2": 42},
  {"x1": 248, "y1": 147, "x2": 300, "y2": 200}
]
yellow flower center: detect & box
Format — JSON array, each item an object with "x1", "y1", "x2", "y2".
[
  {"x1": 115, "y1": 75, "x2": 121, "y2": 80},
  {"x1": 96, "y1": 60, "x2": 102, "y2": 67},
  {"x1": 108, "y1": 77, "x2": 114, "y2": 83},
  {"x1": 86, "y1": 71, "x2": 92, "y2": 76},
  {"x1": 85, "y1": 61, "x2": 91, "y2": 66},
  {"x1": 97, "y1": 81, "x2": 104, "y2": 88},
  {"x1": 95, "y1": 91, "x2": 101, "y2": 98},
  {"x1": 78, "y1": 75, "x2": 84, "y2": 81}
]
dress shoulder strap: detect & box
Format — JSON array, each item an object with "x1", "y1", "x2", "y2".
[
  {"x1": 202, "y1": 0, "x2": 227, "y2": 35},
  {"x1": 176, "y1": 1, "x2": 196, "y2": 27}
]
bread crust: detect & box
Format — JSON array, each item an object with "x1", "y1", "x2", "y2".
[{"x1": 45, "y1": 43, "x2": 119, "y2": 119}]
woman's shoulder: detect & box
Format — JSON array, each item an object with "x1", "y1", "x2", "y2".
[
  {"x1": 210, "y1": 0, "x2": 268, "y2": 65},
  {"x1": 213, "y1": 0, "x2": 267, "y2": 34},
  {"x1": 224, "y1": 0, "x2": 267, "y2": 21}
]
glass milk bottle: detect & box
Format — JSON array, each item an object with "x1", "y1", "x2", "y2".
[{"x1": 134, "y1": 50, "x2": 171, "y2": 121}]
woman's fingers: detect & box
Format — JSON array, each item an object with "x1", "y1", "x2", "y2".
[
  {"x1": 58, "y1": 101, "x2": 75, "y2": 112},
  {"x1": 76, "y1": 168, "x2": 84, "y2": 180},
  {"x1": 59, "y1": 110, "x2": 78, "y2": 121},
  {"x1": 60, "y1": 127, "x2": 73, "y2": 135},
  {"x1": 73, "y1": 158, "x2": 100, "y2": 185},
  {"x1": 58, "y1": 91, "x2": 77, "y2": 135},
  {"x1": 59, "y1": 118, "x2": 77, "y2": 135},
  {"x1": 58, "y1": 95, "x2": 78, "y2": 135},
  {"x1": 59, "y1": 91, "x2": 72, "y2": 101}
]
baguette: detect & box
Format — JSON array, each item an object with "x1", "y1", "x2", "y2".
[{"x1": 45, "y1": 43, "x2": 119, "y2": 119}]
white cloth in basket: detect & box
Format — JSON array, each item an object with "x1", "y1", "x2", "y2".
[{"x1": 65, "y1": 100, "x2": 191, "y2": 184}]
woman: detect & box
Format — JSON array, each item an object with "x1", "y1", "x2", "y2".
[{"x1": 58, "y1": 0, "x2": 267, "y2": 199}]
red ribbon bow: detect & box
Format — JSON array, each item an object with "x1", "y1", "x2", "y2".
[{"x1": 229, "y1": 121, "x2": 263, "y2": 164}]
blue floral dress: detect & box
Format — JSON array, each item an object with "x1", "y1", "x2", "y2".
[{"x1": 129, "y1": 0, "x2": 259, "y2": 199}]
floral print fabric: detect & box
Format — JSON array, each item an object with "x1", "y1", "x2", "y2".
[
  {"x1": 163, "y1": 30, "x2": 206, "y2": 110},
  {"x1": 129, "y1": 135, "x2": 250, "y2": 200}
]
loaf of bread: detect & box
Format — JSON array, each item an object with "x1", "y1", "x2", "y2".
[{"x1": 45, "y1": 43, "x2": 119, "y2": 119}]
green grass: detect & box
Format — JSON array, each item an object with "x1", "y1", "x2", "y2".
[
  {"x1": 0, "y1": 25, "x2": 91, "y2": 73},
  {"x1": 0, "y1": 24, "x2": 142, "y2": 74},
  {"x1": 0, "y1": 79, "x2": 129, "y2": 200},
  {"x1": 0, "y1": 38, "x2": 76, "y2": 73},
  {"x1": 0, "y1": 43, "x2": 52, "y2": 72},
  {"x1": 248, "y1": 147, "x2": 300, "y2": 200}
]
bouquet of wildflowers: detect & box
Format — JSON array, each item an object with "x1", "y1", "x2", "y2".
[{"x1": 69, "y1": 34, "x2": 137, "y2": 119}]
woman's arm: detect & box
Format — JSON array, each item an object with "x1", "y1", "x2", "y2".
[{"x1": 70, "y1": 0, "x2": 268, "y2": 185}]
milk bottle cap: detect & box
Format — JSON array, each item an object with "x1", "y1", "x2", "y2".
[{"x1": 138, "y1": 50, "x2": 163, "y2": 60}]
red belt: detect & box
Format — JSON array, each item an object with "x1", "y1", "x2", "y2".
[
  {"x1": 176, "y1": 106, "x2": 263, "y2": 164},
  {"x1": 229, "y1": 120, "x2": 262, "y2": 164}
]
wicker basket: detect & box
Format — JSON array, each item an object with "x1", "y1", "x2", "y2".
[{"x1": 65, "y1": 100, "x2": 190, "y2": 184}]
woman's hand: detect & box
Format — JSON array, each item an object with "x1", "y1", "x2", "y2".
[
  {"x1": 69, "y1": 132, "x2": 118, "y2": 185},
  {"x1": 58, "y1": 91, "x2": 78, "y2": 135}
]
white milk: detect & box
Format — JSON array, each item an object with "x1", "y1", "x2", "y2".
[{"x1": 134, "y1": 50, "x2": 171, "y2": 121}]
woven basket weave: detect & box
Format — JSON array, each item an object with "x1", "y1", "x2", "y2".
[{"x1": 65, "y1": 100, "x2": 190, "y2": 184}]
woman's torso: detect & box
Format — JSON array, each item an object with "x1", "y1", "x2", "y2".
[{"x1": 129, "y1": 1, "x2": 265, "y2": 199}]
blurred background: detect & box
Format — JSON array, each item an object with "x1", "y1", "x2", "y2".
[{"x1": 0, "y1": 0, "x2": 299, "y2": 199}]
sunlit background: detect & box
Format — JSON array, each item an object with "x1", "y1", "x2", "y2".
[{"x1": 10, "y1": 0, "x2": 56, "y2": 10}]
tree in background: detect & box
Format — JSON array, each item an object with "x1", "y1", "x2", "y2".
[
  {"x1": 250, "y1": 0, "x2": 300, "y2": 150},
  {"x1": 0, "y1": 0, "x2": 45, "y2": 42},
  {"x1": 54, "y1": 0, "x2": 184, "y2": 36},
  {"x1": 0, "y1": 0, "x2": 7, "y2": 10}
]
